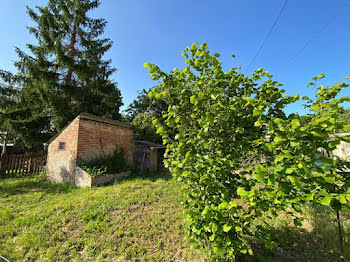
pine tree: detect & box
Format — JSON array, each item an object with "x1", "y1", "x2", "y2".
[
  {"x1": 15, "y1": 0, "x2": 122, "y2": 131},
  {"x1": 0, "y1": 70, "x2": 50, "y2": 149}
]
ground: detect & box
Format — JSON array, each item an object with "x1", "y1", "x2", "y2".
[{"x1": 0, "y1": 173, "x2": 349, "y2": 262}]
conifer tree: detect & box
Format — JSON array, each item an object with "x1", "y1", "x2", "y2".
[
  {"x1": 14, "y1": 0, "x2": 122, "y2": 131},
  {"x1": 0, "y1": 70, "x2": 50, "y2": 148}
]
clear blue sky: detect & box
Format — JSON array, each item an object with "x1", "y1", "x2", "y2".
[{"x1": 1, "y1": 0, "x2": 349, "y2": 114}]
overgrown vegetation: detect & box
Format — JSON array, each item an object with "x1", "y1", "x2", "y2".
[
  {"x1": 0, "y1": 173, "x2": 349, "y2": 261},
  {"x1": 77, "y1": 150, "x2": 128, "y2": 176},
  {"x1": 146, "y1": 42, "x2": 350, "y2": 261}
]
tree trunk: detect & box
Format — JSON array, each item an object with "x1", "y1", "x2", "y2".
[
  {"x1": 336, "y1": 211, "x2": 345, "y2": 259},
  {"x1": 66, "y1": 14, "x2": 78, "y2": 86}
]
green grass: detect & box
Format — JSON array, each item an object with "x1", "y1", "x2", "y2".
[{"x1": 0, "y1": 173, "x2": 349, "y2": 262}]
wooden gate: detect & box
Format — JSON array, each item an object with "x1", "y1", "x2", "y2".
[{"x1": 0, "y1": 154, "x2": 46, "y2": 176}]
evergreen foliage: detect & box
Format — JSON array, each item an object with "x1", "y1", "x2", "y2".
[
  {"x1": 0, "y1": 70, "x2": 50, "y2": 147},
  {"x1": 0, "y1": 0, "x2": 123, "y2": 146}
]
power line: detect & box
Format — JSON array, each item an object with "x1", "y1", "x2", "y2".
[
  {"x1": 276, "y1": 1, "x2": 349, "y2": 76},
  {"x1": 276, "y1": 13, "x2": 340, "y2": 76},
  {"x1": 244, "y1": 0, "x2": 289, "y2": 74}
]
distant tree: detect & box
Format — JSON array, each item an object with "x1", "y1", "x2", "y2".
[
  {"x1": 10, "y1": 0, "x2": 122, "y2": 132},
  {"x1": 338, "y1": 109, "x2": 350, "y2": 132},
  {"x1": 126, "y1": 89, "x2": 167, "y2": 143}
]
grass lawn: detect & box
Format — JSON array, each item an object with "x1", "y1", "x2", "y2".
[{"x1": 0, "y1": 172, "x2": 349, "y2": 261}]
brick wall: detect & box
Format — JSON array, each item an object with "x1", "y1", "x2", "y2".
[
  {"x1": 47, "y1": 115, "x2": 134, "y2": 185},
  {"x1": 77, "y1": 118, "x2": 134, "y2": 167},
  {"x1": 47, "y1": 117, "x2": 80, "y2": 183}
]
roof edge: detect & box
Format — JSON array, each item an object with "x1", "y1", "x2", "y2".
[
  {"x1": 47, "y1": 113, "x2": 133, "y2": 144},
  {"x1": 78, "y1": 113, "x2": 132, "y2": 129}
]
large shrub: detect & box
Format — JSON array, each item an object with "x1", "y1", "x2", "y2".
[{"x1": 145, "y1": 42, "x2": 350, "y2": 260}]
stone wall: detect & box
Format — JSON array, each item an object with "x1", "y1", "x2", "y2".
[
  {"x1": 77, "y1": 117, "x2": 134, "y2": 167},
  {"x1": 75, "y1": 166, "x2": 92, "y2": 187},
  {"x1": 74, "y1": 166, "x2": 130, "y2": 188},
  {"x1": 47, "y1": 117, "x2": 80, "y2": 183}
]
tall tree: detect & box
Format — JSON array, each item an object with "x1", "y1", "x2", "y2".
[
  {"x1": 14, "y1": 0, "x2": 122, "y2": 131},
  {"x1": 0, "y1": 70, "x2": 50, "y2": 149},
  {"x1": 126, "y1": 89, "x2": 167, "y2": 143}
]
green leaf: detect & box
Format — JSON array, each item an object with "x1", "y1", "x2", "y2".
[
  {"x1": 253, "y1": 108, "x2": 262, "y2": 116},
  {"x1": 209, "y1": 234, "x2": 216, "y2": 241},
  {"x1": 213, "y1": 245, "x2": 225, "y2": 255},
  {"x1": 182, "y1": 171, "x2": 191, "y2": 177},
  {"x1": 254, "y1": 120, "x2": 262, "y2": 127},
  {"x1": 209, "y1": 233, "x2": 216, "y2": 241},
  {"x1": 229, "y1": 201, "x2": 238, "y2": 207},
  {"x1": 313, "y1": 74, "x2": 325, "y2": 80},
  {"x1": 292, "y1": 203, "x2": 302, "y2": 212},
  {"x1": 237, "y1": 187, "x2": 252, "y2": 197},
  {"x1": 291, "y1": 119, "x2": 300, "y2": 130},
  {"x1": 211, "y1": 223, "x2": 218, "y2": 232},
  {"x1": 235, "y1": 226, "x2": 242, "y2": 232},
  {"x1": 305, "y1": 192, "x2": 315, "y2": 201},
  {"x1": 306, "y1": 82, "x2": 315, "y2": 88},
  {"x1": 320, "y1": 196, "x2": 332, "y2": 206},
  {"x1": 274, "y1": 118, "x2": 282, "y2": 124},
  {"x1": 253, "y1": 172, "x2": 264, "y2": 182},
  {"x1": 289, "y1": 176, "x2": 301, "y2": 186},
  {"x1": 223, "y1": 224, "x2": 232, "y2": 232},
  {"x1": 294, "y1": 218, "x2": 302, "y2": 227},
  {"x1": 201, "y1": 207, "x2": 210, "y2": 217},
  {"x1": 339, "y1": 195, "x2": 347, "y2": 204},
  {"x1": 218, "y1": 201, "x2": 229, "y2": 209},
  {"x1": 190, "y1": 95, "x2": 198, "y2": 105}
]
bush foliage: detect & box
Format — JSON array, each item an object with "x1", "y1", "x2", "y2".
[
  {"x1": 77, "y1": 150, "x2": 128, "y2": 177},
  {"x1": 146, "y1": 42, "x2": 350, "y2": 260}
]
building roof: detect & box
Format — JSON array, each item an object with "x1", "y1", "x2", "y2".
[
  {"x1": 135, "y1": 141, "x2": 166, "y2": 149},
  {"x1": 79, "y1": 113, "x2": 132, "y2": 129},
  {"x1": 47, "y1": 113, "x2": 132, "y2": 144}
]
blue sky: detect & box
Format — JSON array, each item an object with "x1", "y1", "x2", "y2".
[{"x1": 0, "y1": 0, "x2": 349, "y2": 114}]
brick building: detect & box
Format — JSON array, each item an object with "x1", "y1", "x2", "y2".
[{"x1": 46, "y1": 113, "x2": 134, "y2": 184}]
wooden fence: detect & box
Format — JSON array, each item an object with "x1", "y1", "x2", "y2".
[{"x1": 0, "y1": 154, "x2": 46, "y2": 176}]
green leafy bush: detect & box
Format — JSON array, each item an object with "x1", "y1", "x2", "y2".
[
  {"x1": 146, "y1": 42, "x2": 350, "y2": 261},
  {"x1": 77, "y1": 150, "x2": 128, "y2": 177}
]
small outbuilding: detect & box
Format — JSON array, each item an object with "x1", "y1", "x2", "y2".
[
  {"x1": 46, "y1": 113, "x2": 134, "y2": 185},
  {"x1": 134, "y1": 141, "x2": 166, "y2": 172}
]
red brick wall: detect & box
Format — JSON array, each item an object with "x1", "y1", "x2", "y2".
[
  {"x1": 77, "y1": 118, "x2": 134, "y2": 167},
  {"x1": 47, "y1": 117, "x2": 80, "y2": 183}
]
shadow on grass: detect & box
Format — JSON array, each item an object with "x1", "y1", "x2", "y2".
[
  {"x1": 237, "y1": 204, "x2": 350, "y2": 262},
  {"x1": 0, "y1": 173, "x2": 77, "y2": 197},
  {"x1": 0, "y1": 170, "x2": 172, "y2": 196},
  {"x1": 116, "y1": 170, "x2": 172, "y2": 183}
]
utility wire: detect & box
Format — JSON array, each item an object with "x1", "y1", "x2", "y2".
[
  {"x1": 244, "y1": 0, "x2": 289, "y2": 74},
  {"x1": 276, "y1": 13, "x2": 340, "y2": 76},
  {"x1": 276, "y1": 1, "x2": 349, "y2": 76}
]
